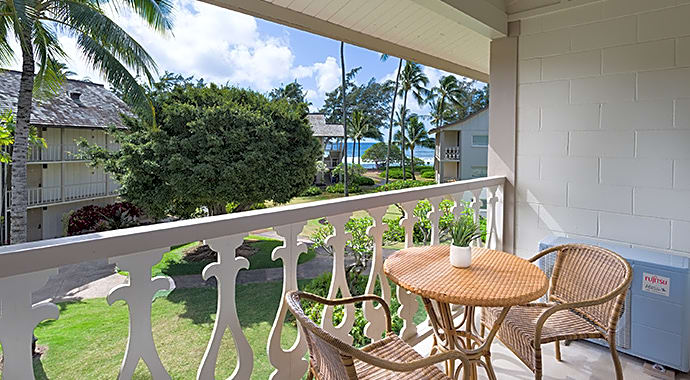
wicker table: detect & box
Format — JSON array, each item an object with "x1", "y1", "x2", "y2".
[{"x1": 384, "y1": 245, "x2": 548, "y2": 380}]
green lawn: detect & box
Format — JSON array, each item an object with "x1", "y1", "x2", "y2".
[
  {"x1": 14, "y1": 280, "x2": 426, "y2": 379},
  {"x1": 127, "y1": 236, "x2": 317, "y2": 278}
]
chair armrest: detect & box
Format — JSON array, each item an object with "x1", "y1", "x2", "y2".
[
  {"x1": 533, "y1": 274, "x2": 632, "y2": 344},
  {"x1": 527, "y1": 245, "x2": 563, "y2": 263},
  {"x1": 297, "y1": 292, "x2": 392, "y2": 333}
]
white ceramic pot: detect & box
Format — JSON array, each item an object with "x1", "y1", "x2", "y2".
[{"x1": 450, "y1": 245, "x2": 472, "y2": 268}]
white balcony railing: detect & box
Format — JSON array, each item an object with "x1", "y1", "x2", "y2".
[
  {"x1": 28, "y1": 143, "x2": 117, "y2": 162},
  {"x1": 5, "y1": 186, "x2": 62, "y2": 208},
  {"x1": 444, "y1": 146, "x2": 460, "y2": 160},
  {"x1": 0, "y1": 176, "x2": 505, "y2": 379},
  {"x1": 64, "y1": 182, "x2": 107, "y2": 201}
]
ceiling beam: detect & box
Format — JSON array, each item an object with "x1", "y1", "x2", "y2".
[
  {"x1": 199, "y1": 0, "x2": 490, "y2": 81},
  {"x1": 424, "y1": 0, "x2": 508, "y2": 39}
]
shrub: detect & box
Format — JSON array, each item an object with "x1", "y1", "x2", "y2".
[
  {"x1": 332, "y1": 163, "x2": 366, "y2": 178},
  {"x1": 375, "y1": 180, "x2": 434, "y2": 192},
  {"x1": 361, "y1": 142, "x2": 401, "y2": 169},
  {"x1": 378, "y1": 167, "x2": 413, "y2": 179},
  {"x1": 302, "y1": 272, "x2": 411, "y2": 347},
  {"x1": 326, "y1": 182, "x2": 361, "y2": 194},
  {"x1": 415, "y1": 165, "x2": 434, "y2": 173},
  {"x1": 300, "y1": 186, "x2": 323, "y2": 196},
  {"x1": 67, "y1": 202, "x2": 140, "y2": 235},
  {"x1": 421, "y1": 170, "x2": 435, "y2": 179},
  {"x1": 352, "y1": 175, "x2": 375, "y2": 186}
]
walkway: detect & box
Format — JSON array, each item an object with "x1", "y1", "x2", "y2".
[{"x1": 33, "y1": 245, "x2": 397, "y2": 302}]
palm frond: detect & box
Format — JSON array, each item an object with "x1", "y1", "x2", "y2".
[{"x1": 76, "y1": 32, "x2": 154, "y2": 125}]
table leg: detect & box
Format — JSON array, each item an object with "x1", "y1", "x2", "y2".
[{"x1": 422, "y1": 298, "x2": 511, "y2": 380}]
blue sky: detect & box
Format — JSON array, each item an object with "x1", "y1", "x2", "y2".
[{"x1": 7, "y1": 0, "x2": 484, "y2": 122}]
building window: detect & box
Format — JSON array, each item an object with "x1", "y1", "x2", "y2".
[
  {"x1": 472, "y1": 135, "x2": 488, "y2": 147},
  {"x1": 471, "y1": 166, "x2": 487, "y2": 178}
]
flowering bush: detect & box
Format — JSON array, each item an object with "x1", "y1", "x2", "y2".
[{"x1": 67, "y1": 202, "x2": 141, "y2": 235}]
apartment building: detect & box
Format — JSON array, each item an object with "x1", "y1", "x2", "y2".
[
  {"x1": 431, "y1": 109, "x2": 489, "y2": 183},
  {"x1": 0, "y1": 71, "x2": 127, "y2": 242}
]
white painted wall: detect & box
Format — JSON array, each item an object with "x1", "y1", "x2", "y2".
[{"x1": 514, "y1": 1, "x2": 690, "y2": 257}]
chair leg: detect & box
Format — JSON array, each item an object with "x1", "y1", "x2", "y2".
[
  {"x1": 534, "y1": 344, "x2": 543, "y2": 380},
  {"x1": 554, "y1": 340, "x2": 562, "y2": 362},
  {"x1": 480, "y1": 323, "x2": 486, "y2": 337},
  {"x1": 609, "y1": 335, "x2": 624, "y2": 380}
]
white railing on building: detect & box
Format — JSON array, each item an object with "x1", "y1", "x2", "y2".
[
  {"x1": 444, "y1": 146, "x2": 460, "y2": 160},
  {"x1": 0, "y1": 176, "x2": 505, "y2": 380},
  {"x1": 27, "y1": 143, "x2": 116, "y2": 162},
  {"x1": 6, "y1": 187, "x2": 62, "y2": 208},
  {"x1": 64, "y1": 182, "x2": 107, "y2": 201}
]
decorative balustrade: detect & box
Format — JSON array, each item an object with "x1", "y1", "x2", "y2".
[
  {"x1": 444, "y1": 146, "x2": 461, "y2": 160},
  {"x1": 27, "y1": 143, "x2": 116, "y2": 162},
  {"x1": 0, "y1": 176, "x2": 505, "y2": 380}
]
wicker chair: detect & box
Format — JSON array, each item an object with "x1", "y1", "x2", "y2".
[
  {"x1": 480, "y1": 244, "x2": 632, "y2": 380},
  {"x1": 286, "y1": 290, "x2": 472, "y2": 380}
]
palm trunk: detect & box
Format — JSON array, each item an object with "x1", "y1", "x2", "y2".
[
  {"x1": 351, "y1": 138, "x2": 356, "y2": 166},
  {"x1": 384, "y1": 58, "x2": 402, "y2": 184},
  {"x1": 410, "y1": 145, "x2": 416, "y2": 180},
  {"x1": 340, "y1": 42, "x2": 348, "y2": 196},
  {"x1": 357, "y1": 139, "x2": 361, "y2": 165},
  {"x1": 10, "y1": 41, "x2": 35, "y2": 244},
  {"x1": 401, "y1": 91, "x2": 408, "y2": 180}
]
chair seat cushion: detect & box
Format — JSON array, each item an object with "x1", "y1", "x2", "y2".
[
  {"x1": 482, "y1": 305, "x2": 603, "y2": 372},
  {"x1": 354, "y1": 333, "x2": 451, "y2": 380}
]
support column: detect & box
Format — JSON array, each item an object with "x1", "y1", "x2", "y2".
[{"x1": 487, "y1": 21, "x2": 519, "y2": 253}]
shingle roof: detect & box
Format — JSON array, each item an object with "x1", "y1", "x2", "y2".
[
  {"x1": 0, "y1": 70, "x2": 132, "y2": 129},
  {"x1": 307, "y1": 113, "x2": 344, "y2": 137}
]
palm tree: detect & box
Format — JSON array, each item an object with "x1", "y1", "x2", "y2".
[
  {"x1": 427, "y1": 75, "x2": 466, "y2": 129},
  {"x1": 380, "y1": 54, "x2": 403, "y2": 184},
  {"x1": 394, "y1": 116, "x2": 434, "y2": 180},
  {"x1": 340, "y1": 41, "x2": 348, "y2": 196},
  {"x1": 1, "y1": 0, "x2": 171, "y2": 244},
  {"x1": 397, "y1": 61, "x2": 429, "y2": 180},
  {"x1": 348, "y1": 110, "x2": 380, "y2": 165}
]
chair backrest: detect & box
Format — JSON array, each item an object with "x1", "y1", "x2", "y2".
[
  {"x1": 549, "y1": 244, "x2": 632, "y2": 332},
  {"x1": 285, "y1": 291, "x2": 359, "y2": 380}
]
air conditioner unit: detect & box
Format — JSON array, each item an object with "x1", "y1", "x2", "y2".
[{"x1": 538, "y1": 236, "x2": 690, "y2": 372}]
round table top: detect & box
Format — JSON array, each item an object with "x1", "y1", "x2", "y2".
[{"x1": 384, "y1": 245, "x2": 548, "y2": 307}]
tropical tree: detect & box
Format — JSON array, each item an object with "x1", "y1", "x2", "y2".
[
  {"x1": 427, "y1": 75, "x2": 467, "y2": 128},
  {"x1": 348, "y1": 109, "x2": 381, "y2": 165},
  {"x1": 340, "y1": 41, "x2": 349, "y2": 196},
  {"x1": 79, "y1": 78, "x2": 321, "y2": 219},
  {"x1": 397, "y1": 61, "x2": 429, "y2": 180},
  {"x1": 380, "y1": 54, "x2": 403, "y2": 184},
  {"x1": 0, "y1": 111, "x2": 46, "y2": 163},
  {"x1": 269, "y1": 80, "x2": 310, "y2": 113},
  {"x1": 394, "y1": 116, "x2": 434, "y2": 180},
  {"x1": 1, "y1": 0, "x2": 172, "y2": 244}
]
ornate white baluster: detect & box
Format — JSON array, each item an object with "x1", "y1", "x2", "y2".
[
  {"x1": 450, "y1": 192, "x2": 467, "y2": 220},
  {"x1": 108, "y1": 250, "x2": 174, "y2": 380},
  {"x1": 485, "y1": 186, "x2": 499, "y2": 249},
  {"x1": 0, "y1": 270, "x2": 59, "y2": 380},
  {"x1": 363, "y1": 206, "x2": 391, "y2": 342},
  {"x1": 321, "y1": 213, "x2": 355, "y2": 344},
  {"x1": 427, "y1": 196, "x2": 444, "y2": 246},
  {"x1": 267, "y1": 223, "x2": 308, "y2": 380},
  {"x1": 197, "y1": 234, "x2": 253, "y2": 380},
  {"x1": 397, "y1": 200, "x2": 419, "y2": 340},
  {"x1": 469, "y1": 189, "x2": 483, "y2": 247}
]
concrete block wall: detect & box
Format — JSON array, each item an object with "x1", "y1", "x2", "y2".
[{"x1": 515, "y1": 1, "x2": 690, "y2": 257}]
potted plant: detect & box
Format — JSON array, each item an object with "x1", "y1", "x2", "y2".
[{"x1": 449, "y1": 216, "x2": 482, "y2": 268}]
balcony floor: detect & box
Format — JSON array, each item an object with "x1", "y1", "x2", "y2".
[{"x1": 413, "y1": 311, "x2": 689, "y2": 380}]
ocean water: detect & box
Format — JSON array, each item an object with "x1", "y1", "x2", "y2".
[{"x1": 344, "y1": 141, "x2": 434, "y2": 169}]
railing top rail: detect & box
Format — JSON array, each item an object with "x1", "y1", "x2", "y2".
[{"x1": 0, "y1": 176, "x2": 504, "y2": 278}]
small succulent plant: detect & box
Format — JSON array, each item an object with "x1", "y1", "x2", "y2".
[{"x1": 450, "y1": 217, "x2": 482, "y2": 247}]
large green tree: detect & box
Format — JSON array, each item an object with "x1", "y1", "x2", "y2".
[
  {"x1": 397, "y1": 61, "x2": 429, "y2": 180},
  {"x1": 361, "y1": 142, "x2": 401, "y2": 170},
  {"x1": 320, "y1": 73, "x2": 393, "y2": 132},
  {"x1": 81, "y1": 79, "x2": 321, "y2": 219},
  {"x1": 269, "y1": 80, "x2": 310, "y2": 113},
  {"x1": 1, "y1": 0, "x2": 171, "y2": 243},
  {"x1": 394, "y1": 115, "x2": 434, "y2": 180}
]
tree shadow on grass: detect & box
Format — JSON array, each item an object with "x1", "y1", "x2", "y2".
[{"x1": 164, "y1": 280, "x2": 309, "y2": 328}]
